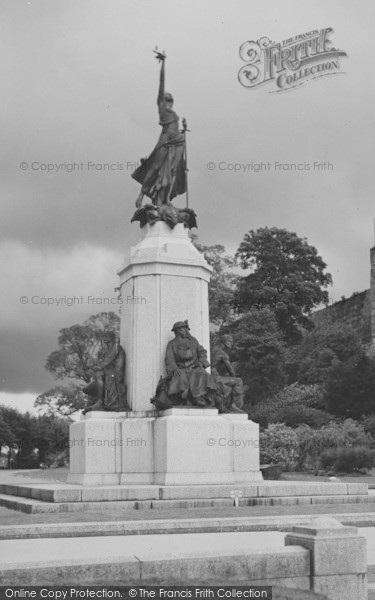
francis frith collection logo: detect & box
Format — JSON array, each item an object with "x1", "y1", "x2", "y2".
[{"x1": 238, "y1": 27, "x2": 347, "y2": 92}]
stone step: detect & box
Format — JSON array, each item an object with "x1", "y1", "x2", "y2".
[
  {"x1": 0, "y1": 491, "x2": 373, "y2": 514},
  {"x1": 3, "y1": 512, "x2": 375, "y2": 540},
  {"x1": 0, "y1": 481, "x2": 368, "y2": 503}
]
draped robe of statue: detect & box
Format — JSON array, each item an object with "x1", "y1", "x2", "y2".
[
  {"x1": 82, "y1": 338, "x2": 130, "y2": 414},
  {"x1": 131, "y1": 59, "x2": 186, "y2": 206}
]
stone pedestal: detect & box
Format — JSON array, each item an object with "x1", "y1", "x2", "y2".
[
  {"x1": 285, "y1": 517, "x2": 367, "y2": 600},
  {"x1": 68, "y1": 408, "x2": 262, "y2": 486},
  {"x1": 68, "y1": 221, "x2": 263, "y2": 486},
  {"x1": 117, "y1": 222, "x2": 212, "y2": 413}
]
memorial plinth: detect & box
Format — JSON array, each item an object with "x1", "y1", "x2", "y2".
[
  {"x1": 68, "y1": 408, "x2": 261, "y2": 485},
  {"x1": 68, "y1": 221, "x2": 263, "y2": 486}
]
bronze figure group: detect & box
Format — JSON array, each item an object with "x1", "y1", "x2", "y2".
[
  {"x1": 82, "y1": 323, "x2": 245, "y2": 415},
  {"x1": 151, "y1": 321, "x2": 245, "y2": 414}
]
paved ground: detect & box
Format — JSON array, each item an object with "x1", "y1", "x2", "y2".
[
  {"x1": 0, "y1": 530, "x2": 285, "y2": 564},
  {"x1": 1, "y1": 527, "x2": 375, "y2": 567}
]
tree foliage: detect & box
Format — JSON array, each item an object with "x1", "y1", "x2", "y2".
[
  {"x1": 192, "y1": 236, "x2": 239, "y2": 327},
  {"x1": 0, "y1": 405, "x2": 69, "y2": 467},
  {"x1": 324, "y1": 353, "x2": 375, "y2": 418},
  {"x1": 45, "y1": 312, "x2": 120, "y2": 383},
  {"x1": 227, "y1": 308, "x2": 287, "y2": 406},
  {"x1": 289, "y1": 323, "x2": 362, "y2": 385},
  {"x1": 235, "y1": 227, "x2": 332, "y2": 342},
  {"x1": 35, "y1": 385, "x2": 86, "y2": 420}
]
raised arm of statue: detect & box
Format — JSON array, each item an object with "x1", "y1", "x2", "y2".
[{"x1": 157, "y1": 58, "x2": 165, "y2": 105}]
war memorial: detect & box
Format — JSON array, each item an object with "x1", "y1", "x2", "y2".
[{"x1": 0, "y1": 52, "x2": 372, "y2": 600}]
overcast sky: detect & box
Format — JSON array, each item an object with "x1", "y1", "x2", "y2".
[{"x1": 1, "y1": 0, "x2": 375, "y2": 413}]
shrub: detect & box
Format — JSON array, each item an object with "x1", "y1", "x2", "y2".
[
  {"x1": 320, "y1": 446, "x2": 375, "y2": 473},
  {"x1": 296, "y1": 419, "x2": 371, "y2": 472},
  {"x1": 260, "y1": 419, "x2": 372, "y2": 473},
  {"x1": 271, "y1": 383, "x2": 326, "y2": 409},
  {"x1": 16, "y1": 455, "x2": 40, "y2": 469},
  {"x1": 272, "y1": 406, "x2": 332, "y2": 428},
  {"x1": 260, "y1": 423, "x2": 300, "y2": 470},
  {"x1": 251, "y1": 384, "x2": 331, "y2": 428},
  {"x1": 362, "y1": 415, "x2": 375, "y2": 439}
]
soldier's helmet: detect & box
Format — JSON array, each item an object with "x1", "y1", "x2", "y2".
[{"x1": 171, "y1": 320, "x2": 190, "y2": 332}]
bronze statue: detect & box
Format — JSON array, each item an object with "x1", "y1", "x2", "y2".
[
  {"x1": 131, "y1": 50, "x2": 196, "y2": 230},
  {"x1": 211, "y1": 335, "x2": 246, "y2": 413},
  {"x1": 82, "y1": 331, "x2": 130, "y2": 414},
  {"x1": 152, "y1": 321, "x2": 217, "y2": 410},
  {"x1": 132, "y1": 50, "x2": 186, "y2": 208}
]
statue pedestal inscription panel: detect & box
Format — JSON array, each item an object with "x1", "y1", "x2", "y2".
[{"x1": 68, "y1": 408, "x2": 262, "y2": 485}]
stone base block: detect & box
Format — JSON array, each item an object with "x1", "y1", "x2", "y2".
[
  {"x1": 68, "y1": 411, "x2": 156, "y2": 486},
  {"x1": 68, "y1": 408, "x2": 262, "y2": 485},
  {"x1": 154, "y1": 408, "x2": 262, "y2": 485}
]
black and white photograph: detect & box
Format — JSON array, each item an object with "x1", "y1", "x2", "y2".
[{"x1": 1, "y1": 1, "x2": 375, "y2": 598}]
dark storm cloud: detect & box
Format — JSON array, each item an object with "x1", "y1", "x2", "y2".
[
  {"x1": 0, "y1": 329, "x2": 56, "y2": 394},
  {"x1": 1, "y1": 0, "x2": 375, "y2": 400}
]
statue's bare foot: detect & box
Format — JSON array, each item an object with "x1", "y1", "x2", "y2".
[{"x1": 135, "y1": 194, "x2": 143, "y2": 208}]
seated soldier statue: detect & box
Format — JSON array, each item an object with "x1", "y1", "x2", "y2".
[
  {"x1": 211, "y1": 334, "x2": 245, "y2": 413},
  {"x1": 82, "y1": 331, "x2": 130, "y2": 413},
  {"x1": 152, "y1": 320, "x2": 217, "y2": 410}
]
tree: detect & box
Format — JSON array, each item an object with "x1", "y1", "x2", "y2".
[
  {"x1": 325, "y1": 353, "x2": 375, "y2": 419},
  {"x1": 288, "y1": 323, "x2": 362, "y2": 385},
  {"x1": 0, "y1": 405, "x2": 69, "y2": 468},
  {"x1": 34, "y1": 384, "x2": 86, "y2": 420},
  {"x1": 31, "y1": 414, "x2": 69, "y2": 464},
  {"x1": 36, "y1": 312, "x2": 120, "y2": 417},
  {"x1": 45, "y1": 312, "x2": 120, "y2": 383},
  {"x1": 226, "y1": 308, "x2": 287, "y2": 407},
  {"x1": 235, "y1": 227, "x2": 332, "y2": 342},
  {"x1": 192, "y1": 236, "x2": 239, "y2": 327}
]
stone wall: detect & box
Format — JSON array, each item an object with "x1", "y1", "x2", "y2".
[
  {"x1": 312, "y1": 290, "x2": 371, "y2": 344},
  {"x1": 312, "y1": 247, "x2": 375, "y2": 346}
]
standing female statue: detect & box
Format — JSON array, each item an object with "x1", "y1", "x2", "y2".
[{"x1": 132, "y1": 51, "x2": 186, "y2": 208}]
